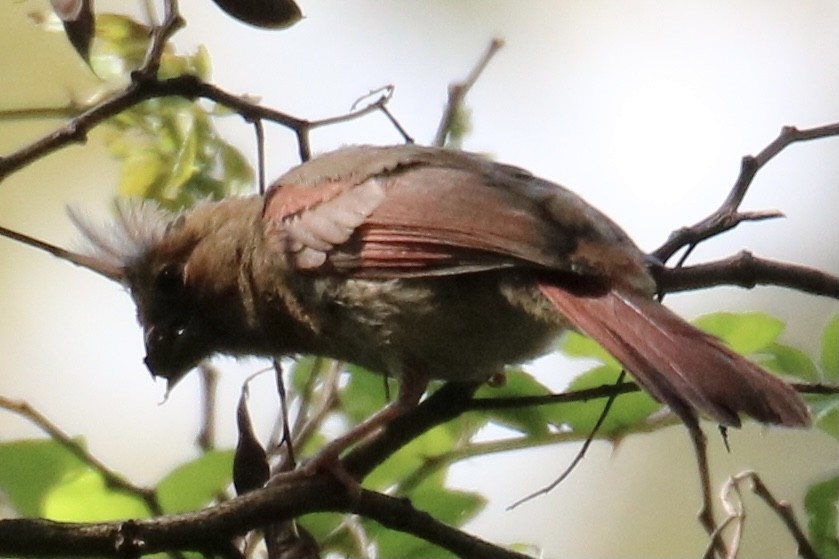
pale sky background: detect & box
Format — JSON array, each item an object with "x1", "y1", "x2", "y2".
[{"x1": 0, "y1": 1, "x2": 838, "y2": 557}]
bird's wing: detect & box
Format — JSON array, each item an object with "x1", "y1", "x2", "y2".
[
  {"x1": 263, "y1": 145, "x2": 650, "y2": 287},
  {"x1": 262, "y1": 145, "x2": 809, "y2": 428}
]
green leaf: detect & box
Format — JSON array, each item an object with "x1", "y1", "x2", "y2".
[
  {"x1": 693, "y1": 312, "x2": 784, "y2": 355},
  {"x1": 761, "y1": 343, "x2": 819, "y2": 382},
  {"x1": 105, "y1": 93, "x2": 252, "y2": 210},
  {"x1": 444, "y1": 106, "x2": 473, "y2": 149},
  {"x1": 341, "y1": 365, "x2": 391, "y2": 425},
  {"x1": 821, "y1": 315, "x2": 839, "y2": 382},
  {"x1": 805, "y1": 476, "x2": 839, "y2": 559},
  {"x1": 475, "y1": 369, "x2": 552, "y2": 435},
  {"x1": 814, "y1": 404, "x2": 839, "y2": 440},
  {"x1": 218, "y1": 141, "x2": 254, "y2": 190},
  {"x1": 0, "y1": 439, "x2": 87, "y2": 516},
  {"x1": 157, "y1": 450, "x2": 234, "y2": 513},
  {"x1": 42, "y1": 470, "x2": 150, "y2": 521},
  {"x1": 410, "y1": 470, "x2": 485, "y2": 527},
  {"x1": 118, "y1": 150, "x2": 164, "y2": 198},
  {"x1": 161, "y1": 117, "x2": 199, "y2": 199},
  {"x1": 559, "y1": 331, "x2": 619, "y2": 366},
  {"x1": 89, "y1": 15, "x2": 151, "y2": 80},
  {"x1": 193, "y1": 45, "x2": 213, "y2": 81},
  {"x1": 363, "y1": 423, "x2": 458, "y2": 491},
  {"x1": 553, "y1": 365, "x2": 660, "y2": 438},
  {"x1": 373, "y1": 471, "x2": 485, "y2": 558},
  {"x1": 290, "y1": 356, "x2": 319, "y2": 393},
  {"x1": 298, "y1": 513, "x2": 347, "y2": 551}
]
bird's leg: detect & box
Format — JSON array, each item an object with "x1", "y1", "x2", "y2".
[{"x1": 301, "y1": 370, "x2": 428, "y2": 481}]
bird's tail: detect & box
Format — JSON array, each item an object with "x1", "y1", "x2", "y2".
[{"x1": 538, "y1": 283, "x2": 810, "y2": 427}]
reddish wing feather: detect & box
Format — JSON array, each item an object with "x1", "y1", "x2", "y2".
[
  {"x1": 266, "y1": 164, "x2": 577, "y2": 276},
  {"x1": 264, "y1": 178, "x2": 387, "y2": 270}
]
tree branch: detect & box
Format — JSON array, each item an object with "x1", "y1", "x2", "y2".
[
  {"x1": 133, "y1": 0, "x2": 184, "y2": 81},
  {"x1": 718, "y1": 471, "x2": 820, "y2": 559},
  {"x1": 355, "y1": 490, "x2": 531, "y2": 559},
  {"x1": 656, "y1": 251, "x2": 839, "y2": 300},
  {"x1": 433, "y1": 38, "x2": 505, "y2": 147},
  {"x1": 653, "y1": 123, "x2": 839, "y2": 263},
  {"x1": 0, "y1": 75, "x2": 398, "y2": 182},
  {"x1": 4, "y1": 377, "x2": 833, "y2": 558},
  {"x1": 0, "y1": 468, "x2": 528, "y2": 559}
]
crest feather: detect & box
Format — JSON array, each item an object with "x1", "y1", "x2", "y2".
[{"x1": 68, "y1": 199, "x2": 174, "y2": 272}]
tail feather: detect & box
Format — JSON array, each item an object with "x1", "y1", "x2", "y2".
[{"x1": 538, "y1": 283, "x2": 810, "y2": 428}]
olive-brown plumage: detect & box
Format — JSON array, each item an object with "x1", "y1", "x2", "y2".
[{"x1": 0, "y1": 144, "x2": 810, "y2": 428}]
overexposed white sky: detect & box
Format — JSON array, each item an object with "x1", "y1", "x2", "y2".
[{"x1": 1, "y1": 2, "x2": 838, "y2": 557}]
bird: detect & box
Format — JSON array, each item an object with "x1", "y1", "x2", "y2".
[{"x1": 0, "y1": 144, "x2": 810, "y2": 445}]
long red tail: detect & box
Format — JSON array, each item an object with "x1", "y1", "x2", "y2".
[{"x1": 538, "y1": 283, "x2": 810, "y2": 427}]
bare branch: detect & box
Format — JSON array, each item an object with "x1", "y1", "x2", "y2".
[
  {"x1": 507, "y1": 371, "x2": 628, "y2": 511},
  {"x1": 747, "y1": 473, "x2": 820, "y2": 559},
  {"x1": 719, "y1": 471, "x2": 820, "y2": 559},
  {"x1": 133, "y1": 0, "x2": 184, "y2": 81},
  {"x1": 654, "y1": 123, "x2": 839, "y2": 263},
  {"x1": 0, "y1": 76, "x2": 402, "y2": 183},
  {"x1": 355, "y1": 489, "x2": 531, "y2": 559},
  {"x1": 433, "y1": 38, "x2": 505, "y2": 147},
  {"x1": 656, "y1": 251, "x2": 839, "y2": 300},
  {"x1": 0, "y1": 472, "x2": 528, "y2": 559}
]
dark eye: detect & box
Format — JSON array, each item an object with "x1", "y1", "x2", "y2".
[{"x1": 155, "y1": 264, "x2": 184, "y2": 296}]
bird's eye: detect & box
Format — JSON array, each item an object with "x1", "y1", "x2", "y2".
[{"x1": 155, "y1": 264, "x2": 184, "y2": 296}]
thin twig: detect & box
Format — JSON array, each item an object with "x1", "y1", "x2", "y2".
[
  {"x1": 468, "y1": 381, "x2": 640, "y2": 409},
  {"x1": 0, "y1": 396, "x2": 163, "y2": 516},
  {"x1": 283, "y1": 360, "x2": 343, "y2": 462},
  {"x1": 507, "y1": 371, "x2": 629, "y2": 510},
  {"x1": 133, "y1": 0, "x2": 184, "y2": 81},
  {"x1": 654, "y1": 123, "x2": 839, "y2": 263},
  {"x1": 718, "y1": 471, "x2": 820, "y2": 559},
  {"x1": 254, "y1": 119, "x2": 267, "y2": 195},
  {"x1": 288, "y1": 358, "x2": 324, "y2": 444},
  {"x1": 271, "y1": 359, "x2": 296, "y2": 468},
  {"x1": 311, "y1": 86, "x2": 400, "y2": 129},
  {"x1": 433, "y1": 38, "x2": 505, "y2": 147},
  {"x1": 196, "y1": 362, "x2": 219, "y2": 452},
  {"x1": 0, "y1": 106, "x2": 81, "y2": 121},
  {"x1": 0, "y1": 76, "x2": 399, "y2": 183},
  {"x1": 687, "y1": 419, "x2": 728, "y2": 559},
  {"x1": 748, "y1": 474, "x2": 820, "y2": 559},
  {"x1": 468, "y1": 381, "x2": 837, "y2": 411}
]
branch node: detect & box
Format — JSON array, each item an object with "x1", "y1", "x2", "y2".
[
  {"x1": 740, "y1": 154, "x2": 758, "y2": 175},
  {"x1": 114, "y1": 520, "x2": 145, "y2": 558},
  {"x1": 780, "y1": 125, "x2": 799, "y2": 137}
]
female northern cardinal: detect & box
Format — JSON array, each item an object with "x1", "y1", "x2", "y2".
[{"x1": 0, "y1": 145, "x2": 810, "y2": 431}]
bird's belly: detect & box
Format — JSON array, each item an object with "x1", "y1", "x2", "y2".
[{"x1": 318, "y1": 272, "x2": 562, "y2": 381}]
